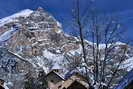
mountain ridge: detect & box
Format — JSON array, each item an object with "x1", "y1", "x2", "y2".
[
  {"x1": 0, "y1": 8, "x2": 133, "y2": 89},
  {"x1": 0, "y1": 8, "x2": 133, "y2": 72}
]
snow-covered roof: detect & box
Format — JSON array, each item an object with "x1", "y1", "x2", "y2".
[
  {"x1": 60, "y1": 73, "x2": 89, "y2": 89},
  {"x1": 64, "y1": 70, "x2": 85, "y2": 80},
  {"x1": 46, "y1": 70, "x2": 65, "y2": 80},
  {"x1": 3, "y1": 83, "x2": 9, "y2": 89}
]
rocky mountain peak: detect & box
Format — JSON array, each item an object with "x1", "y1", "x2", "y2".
[
  {"x1": 0, "y1": 8, "x2": 64, "y2": 56},
  {"x1": 0, "y1": 8, "x2": 133, "y2": 89},
  {"x1": 37, "y1": 7, "x2": 45, "y2": 12}
]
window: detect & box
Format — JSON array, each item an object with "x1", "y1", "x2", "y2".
[{"x1": 51, "y1": 80, "x2": 54, "y2": 83}]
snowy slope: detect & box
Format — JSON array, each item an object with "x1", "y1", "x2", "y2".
[
  {"x1": 123, "y1": 57, "x2": 133, "y2": 71},
  {"x1": 0, "y1": 27, "x2": 19, "y2": 43},
  {"x1": 0, "y1": 9, "x2": 33, "y2": 27}
]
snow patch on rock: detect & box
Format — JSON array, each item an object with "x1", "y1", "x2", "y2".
[
  {"x1": 0, "y1": 27, "x2": 19, "y2": 43},
  {"x1": 43, "y1": 50, "x2": 64, "y2": 61},
  {"x1": 122, "y1": 57, "x2": 133, "y2": 71}
]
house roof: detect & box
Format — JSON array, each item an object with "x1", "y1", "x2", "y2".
[
  {"x1": 67, "y1": 81, "x2": 87, "y2": 89},
  {"x1": 115, "y1": 69, "x2": 133, "y2": 89},
  {"x1": 59, "y1": 75, "x2": 89, "y2": 89},
  {"x1": 64, "y1": 70, "x2": 87, "y2": 81},
  {"x1": 45, "y1": 70, "x2": 65, "y2": 80},
  {"x1": 0, "y1": 79, "x2": 4, "y2": 82}
]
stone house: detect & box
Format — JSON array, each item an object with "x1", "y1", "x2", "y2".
[
  {"x1": 45, "y1": 70, "x2": 64, "y2": 89},
  {"x1": 46, "y1": 70, "x2": 89, "y2": 89}
]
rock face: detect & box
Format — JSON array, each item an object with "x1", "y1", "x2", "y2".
[
  {"x1": 0, "y1": 8, "x2": 82, "y2": 89},
  {"x1": 0, "y1": 8, "x2": 133, "y2": 89},
  {"x1": 0, "y1": 47, "x2": 35, "y2": 89},
  {"x1": 0, "y1": 7, "x2": 62, "y2": 56},
  {"x1": 0, "y1": 7, "x2": 82, "y2": 72}
]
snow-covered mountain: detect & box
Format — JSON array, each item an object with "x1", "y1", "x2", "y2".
[{"x1": 0, "y1": 8, "x2": 133, "y2": 89}]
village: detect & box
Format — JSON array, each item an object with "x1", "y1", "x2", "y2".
[
  {"x1": 0, "y1": 67, "x2": 89, "y2": 89},
  {"x1": 0, "y1": 67, "x2": 133, "y2": 89}
]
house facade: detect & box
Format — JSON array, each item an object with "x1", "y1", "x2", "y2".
[{"x1": 45, "y1": 70, "x2": 64, "y2": 89}]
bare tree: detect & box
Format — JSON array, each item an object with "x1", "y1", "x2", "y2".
[{"x1": 65, "y1": 0, "x2": 129, "y2": 89}]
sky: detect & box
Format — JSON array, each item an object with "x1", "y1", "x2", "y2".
[{"x1": 0, "y1": 0, "x2": 133, "y2": 42}]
